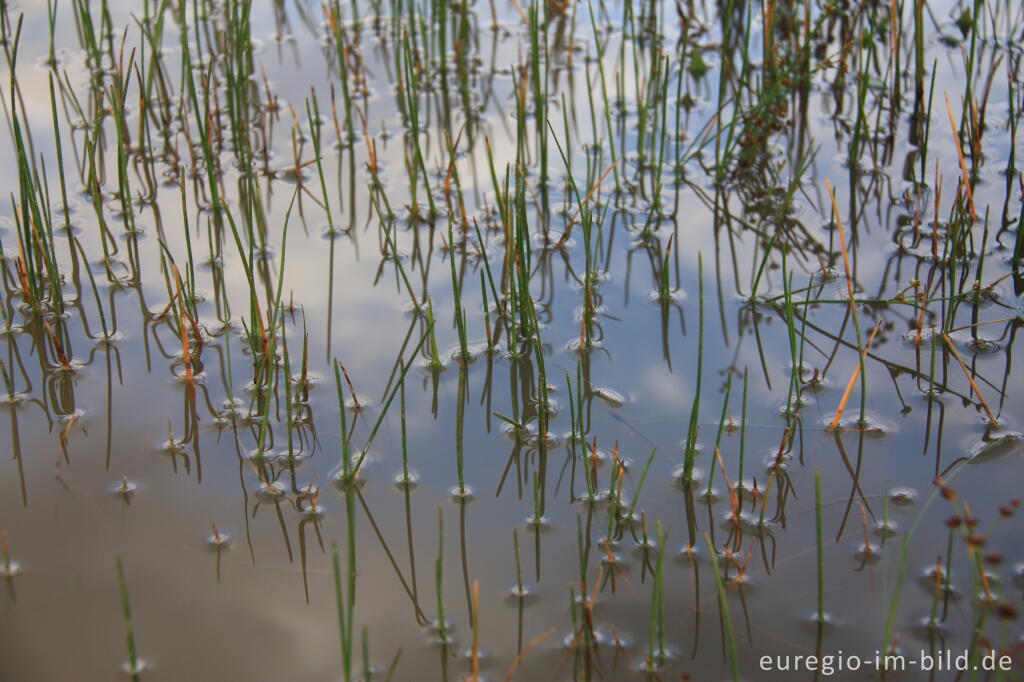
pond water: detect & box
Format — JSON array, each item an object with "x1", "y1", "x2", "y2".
[{"x1": 1, "y1": 0, "x2": 1022, "y2": 680}]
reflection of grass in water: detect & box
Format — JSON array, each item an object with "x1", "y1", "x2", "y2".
[
  {"x1": 115, "y1": 556, "x2": 142, "y2": 680},
  {"x1": 332, "y1": 540, "x2": 353, "y2": 681},
  {"x1": 705, "y1": 532, "x2": 739, "y2": 682},
  {"x1": 0, "y1": 0, "x2": 1022, "y2": 678},
  {"x1": 681, "y1": 254, "x2": 704, "y2": 486}
]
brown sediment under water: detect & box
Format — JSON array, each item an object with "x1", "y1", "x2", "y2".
[{"x1": 1, "y1": 0, "x2": 1023, "y2": 680}]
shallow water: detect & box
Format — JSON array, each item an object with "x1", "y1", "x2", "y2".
[{"x1": 1, "y1": 0, "x2": 1023, "y2": 680}]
